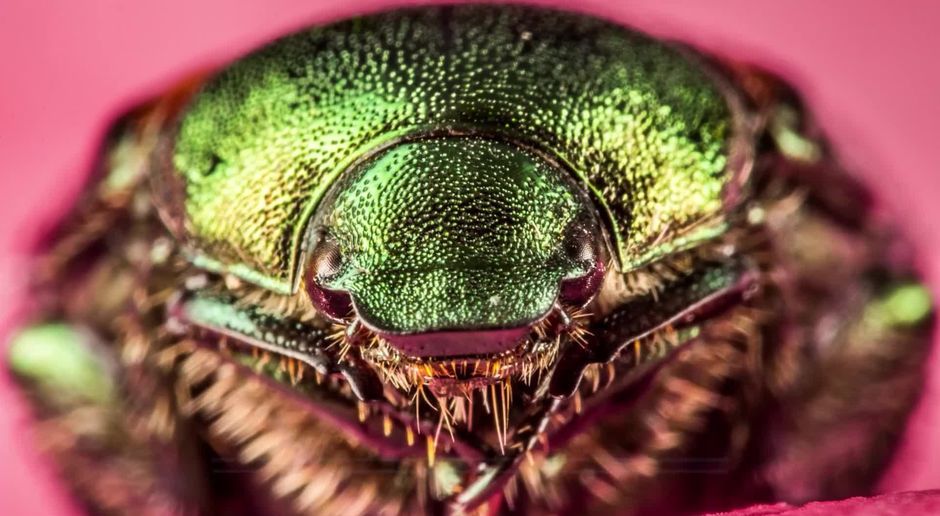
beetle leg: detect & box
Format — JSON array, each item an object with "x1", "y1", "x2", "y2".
[
  {"x1": 8, "y1": 322, "x2": 211, "y2": 513},
  {"x1": 170, "y1": 289, "x2": 386, "y2": 402},
  {"x1": 550, "y1": 258, "x2": 758, "y2": 398},
  {"x1": 548, "y1": 306, "x2": 763, "y2": 514}
]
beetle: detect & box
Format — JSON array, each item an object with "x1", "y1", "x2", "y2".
[{"x1": 7, "y1": 4, "x2": 933, "y2": 515}]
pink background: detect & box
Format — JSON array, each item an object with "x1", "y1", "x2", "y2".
[{"x1": 2, "y1": 1, "x2": 938, "y2": 513}]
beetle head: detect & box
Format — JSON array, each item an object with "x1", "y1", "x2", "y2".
[{"x1": 306, "y1": 136, "x2": 606, "y2": 360}]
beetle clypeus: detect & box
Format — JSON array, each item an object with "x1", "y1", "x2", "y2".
[{"x1": 8, "y1": 5, "x2": 934, "y2": 515}]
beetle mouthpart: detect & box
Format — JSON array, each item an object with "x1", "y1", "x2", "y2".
[
  {"x1": 378, "y1": 326, "x2": 532, "y2": 358},
  {"x1": 357, "y1": 305, "x2": 583, "y2": 397},
  {"x1": 364, "y1": 334, "x2": 560, "y2": 399}
]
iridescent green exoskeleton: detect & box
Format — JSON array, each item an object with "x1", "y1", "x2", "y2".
[{"x1": 8, "y1": 6, "x2": 933, "y2": 515}]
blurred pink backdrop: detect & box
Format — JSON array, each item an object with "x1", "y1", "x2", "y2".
[{"x1": 1, "y1": 1, "x2": 938, "y2": 514}]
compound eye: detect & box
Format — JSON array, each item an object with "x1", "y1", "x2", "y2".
[
  {"x1": 311, "y1": 235, "x2": 344, "y2": 283},
  {"x1": 563, "y1": 222, "x2": 597, "y2": 265},
  {"x1": 305, "y1": 234, "x2": 353, "y2": 321},
  {"x1": 558, "y1": 221, "x2": 606, "y2": 307}
]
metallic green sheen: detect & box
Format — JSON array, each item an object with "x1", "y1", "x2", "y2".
[
  {"x1": 8, "y1": 324, "x2": 115, "y2": 405},
  {"x1": 316, "y1": 137, "x2": 594, "y2": 332},
  {"x1": 170, "y1": 5, "x2": 734, "y2": 291}
]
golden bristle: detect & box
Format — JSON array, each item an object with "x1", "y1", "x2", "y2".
[
  {"x1": 254, "y1": 351, "x2": 271, "y2": 373},
  {"x1": 490, "y1": 383, "x2": 505, "y2": 454},
  {"x1": 338, "y1": 341, "x2": 351, "y2": 361},
  {"x1": 426, "y1": 435, "x2": 437, "y2": 468},
  {"x1": 286, "y1": 359, "x2": 298, "y2": 385},
  {"x1": 435, "y1": 395, "x2": 455, "y2": 441}
]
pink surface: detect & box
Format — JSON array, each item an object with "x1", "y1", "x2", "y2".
[
  {"x1": 2, "y1": 1, "x2": 939, "y2": 514},
  {"x1": 717, "y1": 490, "x2": 940, "y2": 516}
]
